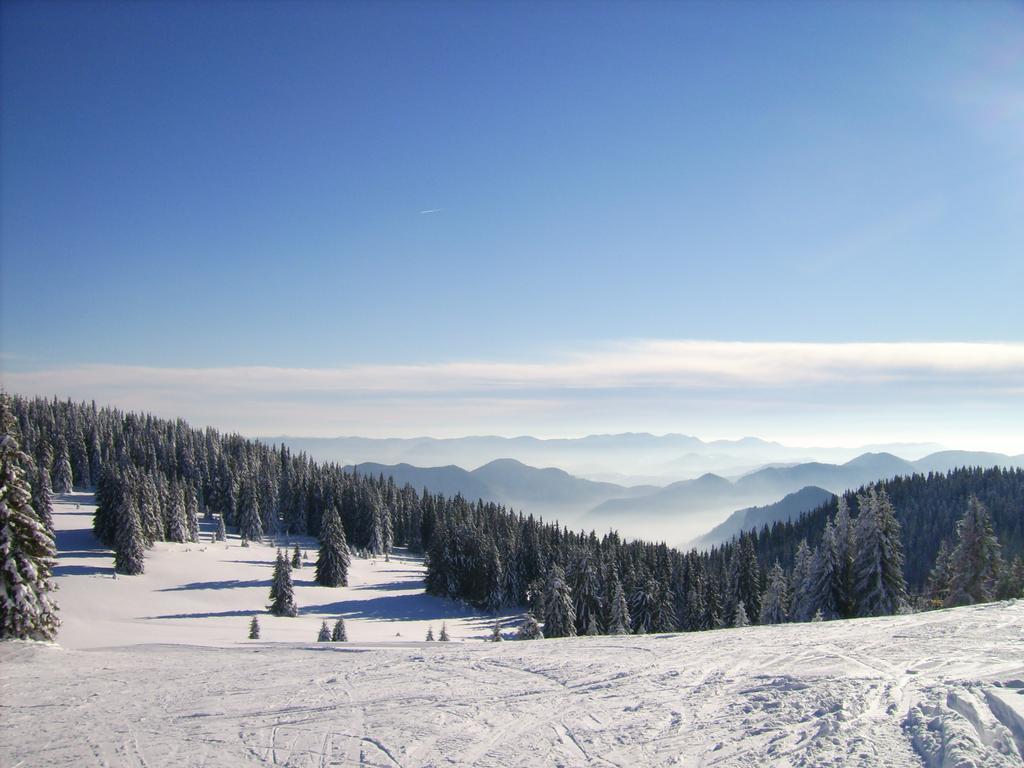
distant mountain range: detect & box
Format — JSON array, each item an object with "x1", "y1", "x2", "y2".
[
  {"x1": 262, "y1": 433, "x2": 945, "y2": 484},
  {"x1": 587, "y1": 450, "x2": 1024, "y2": 544},
  {"x1": 688, "y1": 487, "x2": 836, "y2": 550},
  {"x1": 346, "y1": 459, "x2": 656, "y2": 521},
  {"x1": 340, "y1": 449, "x2": 1024, "y2": 546}
]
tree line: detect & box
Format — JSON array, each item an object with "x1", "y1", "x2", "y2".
[{"x1": 2, "y1": 394, "x2": 1021, "y2": 643}]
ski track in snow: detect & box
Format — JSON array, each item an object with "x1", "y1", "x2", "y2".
[{"x1": 2, "y1": 494, "x2": 1023, "y2": 767}]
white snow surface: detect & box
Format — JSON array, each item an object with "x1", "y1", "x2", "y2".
[{"x1": 2, "y1": 493, "x2": 1023, "y2": 767}]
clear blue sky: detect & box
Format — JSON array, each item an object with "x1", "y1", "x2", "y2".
[{"x1": 2, "y1": 1, "x2": 1022, "y2": 447}]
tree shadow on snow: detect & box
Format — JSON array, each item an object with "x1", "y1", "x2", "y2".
[
  {"x1": 144, "y1": 609, "x2": 264, "y2": 620},
  {"x1": 53, "y1": 563, "x2": 115, "y2": 577},
  {"x1": 158, "y1": 578, "x2": 270, "y2": 592},
  {"x1": 349, "y1": 580, "x2": 424, "y2": 592},
  {"x1": 300, "y1": 593, "x2": 486, "y2": 622},
  {"x1": 55, "y1": 526, "x2": 107, "y2": 556}
]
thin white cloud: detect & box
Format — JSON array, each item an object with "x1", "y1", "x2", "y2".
[
  {"x1": 418, "y1": 208, "x2": 443, "y2": 215},
  {"x1": 4, "y1": 340, "x2": 1024, "y2": 395},
  {"x1": 2, "y1": 340, "x2": 1022, "y2": 447}
]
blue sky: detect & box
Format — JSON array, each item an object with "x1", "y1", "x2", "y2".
[{"x1": 2, "y1": 1, "x2": 1022, "y2": 447}]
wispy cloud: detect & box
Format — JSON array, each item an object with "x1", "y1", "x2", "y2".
[
  {"x1": 3, "y1": 340, "x2": 1022, "y2": 447},
  {"x1": 418, "y1": 208, "x2": 443, "y2": 215}
]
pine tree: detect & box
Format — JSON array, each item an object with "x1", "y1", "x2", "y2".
[
  {"x1": 165, "y1": 482, "x2": 188, "y2": 543},
  {"x1": 852, "y1": 488, "x2": 908, "y2": 617},
  {"x1": 315, "y1": 506, "x2": 350, "y2": 587},
  {"x1": 51, "y1": 437, "x2": 74, "y2": 494},
  {"x1": 789, "y1": 539, "x2": 814, "y2": 622},
  {"x1": 517, "y1": 614, "x2": 543, "y2": 640},
  {"x1": 237, "y1": 479, "x2": 263, "y2": 543},
  {"x1": 425, "y1": 626, "x2": 435, "y2": 641},
  {"x1": 184, "y1": 487, "x2": 200, "y2": 543},
  {"x1": 317, "y1": 621, "x2": 331, "y2": 642},
  {"x1": 215, "y1": 515, "x2": 226, "y2": 542},
  {"x1": 608, "y1": 574, "x2": 631, "y2": 635},
  {"x1": 945, "y1": 496, "x2": 1002, "y2": 607},
  {"x1": 248, "y1": 615, "x2": 260, "y2": 639},
  {"x1": 808, "y1": 519, "x2": 843, "y2": 620},
  {"x1": 485, "y1": 544, "x2": 505, "y2": 614},
  {"x1": 542, "y1": 565, "x2": 576, "y2": 638},
  {"x1": 733, "y1": 600, "x2": 750, "y2": 628},
  {"x1": 490, "y1": 619, "x2": 503, "y2": 641},
  {"x1": 114, "y1": 495, "x2": 146, "y2": 575},
  {"x1": 269, "y1": 549, "x2": 297, "y2": 617},
  {"x1": 31, "y1": 465, "x2": 54, "y2": 534},
  {"x1": 927, "y1": 540, "x2": 953, "y2": 606},
  {"x1": 629, "y1": 576, "x2": 659, "y2": 634},
  {"x1": 438, "y1": 622, "x2": 450, "y2": 641},
  {"x1": 0, "y1": 415, "x2": 60, "y2": 640},
  {"x1": 833, "y1": 496, "x2": 856, "y2": 616},
  {"x1": 584, "y1": 613, "x2": 600, "y2": 635},
  {"x1": 332, "y1": 617, "x2": 347, "y2": 641},
  {"x1": 759, "y1": 561, "x2": 788, "y2": 625},
  {"x1": 291, "y1": 543, "x2": 302, "y2": 570}
]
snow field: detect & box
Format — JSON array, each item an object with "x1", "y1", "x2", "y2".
[
  {"x1": 2, "y1": 493, "x2": 1023, "y2": 766},
  {"x1": 48, "y1": 492, "x2": 517, "y2": 649}
]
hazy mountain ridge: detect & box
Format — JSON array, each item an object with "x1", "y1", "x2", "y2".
[
  {"x1": 589, "y1": 450, "x2": 1024, "y2": 543},
  {"x1": 689, "y1": 486, "x2": 836, "y2": 550},
  {"x1": 345, "y1": 458, "x2": 656, "y2": 520},
  {"x1": 343, "y1": 449, "x2": 1024, "y2": 545},
  {"x1": 262, "y1": 433, "x2": 945, "y2": 483}
]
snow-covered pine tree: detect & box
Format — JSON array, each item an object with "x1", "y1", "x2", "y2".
[
  {"x1": 248, "y1": 615, "x2": 260, "y2": 639},
  {"x1": 184, "y1": 486, "x2": 200, "y2": 543},
  {"x1": 833, "y1": 496, "x2": 856, "y2": 616},
  {"x1": 852, "y1": 487, "x2": 908, "y2": 617},
  {"x1": 269, "y1": 549, "x2": 297, "y2": 617},
  {"x1": 114, "y1": 494, "x2": 146, "y2": 575},
  {"x1": 165, "y1": 481, "x2": 188, "y2": 543},
  {"x1": 237, "y1": 479, "x2": 263, "y2": 543},
  {"x1": 332, "y1": 617, "x2": 347, "y2": 641},
  {"x1": 542, "y1": 564, "x2": 576, "y2": 638},
  {"x1": 31, "y1": 464, "x2": 54, "y2": 534},
  {"x1": 315, "y1": 506, "x2": 350, "y2": 587},
  {"x1": 51, "y1": 437, "x2": 74, "y2": 494},
  {"x1": 789, "y1": 538, "x2": 814, "y2": 622},
  {"x1": 654, "y1": 582, "x2": 677, "y2": 633},
  {"x1": 759, "y1": 561, "x2": 788, "y2": 625},
  {"x1": 138, "y1": 472, "x2": 163, "y2": 545},
  {"x1": 733, "y1": 600, "x2": 750, "y2": 628},
  {"x1": 927, "y1": 540, "x2": 953, "y2": 606},
  {"x1": 438, "y1": 622, "x2": 450, "y2": 641},
  {"x1": 491, "y1": 619, "x2": 503, "y2": 641},
  {"x1": 517, "y1": 614, "x2": 543, "y2": 640},
  {"x1": 0, "y1": 410, "x2": 60, "y2": 640},
  {"x1": 945, "y1": 496, "x2": 1002, "y2": 607},
  {"x1": 215, "y1": 515, "x2": 226, "y2": 542},
  {"x1": 585, "y1": 613, "x2": 600, "y2": 635},
  {"x1": 485, "y1": 544, "x2": 505, "y2": 614},
  {"x1": 733, "y1": 534, "x2": 761, "y2": 622},
  {"x1": 629, "y1": 576, "x2": 659, "y2": 634},
  {"x1": 317, "y1": 621, "x2": 331, "y2": 641},
  {"x1": 807, "y1": 519, "x2": 844, "y2": 620},
  {"x1": 570, "y1": 551, "x2": 602, "y2": 636},
  {"x1": 608, "y1": 573, "x2": 631, "y2": 635},
  {"x1": 291, "y1": 543, "x2": 302, "y2": 570},
  {"x1": 425, "y1": 626, "x2": 434, "y2": 641},
  {"x1": 811, "y1": 609, "x2": 824, "y2": 622}
]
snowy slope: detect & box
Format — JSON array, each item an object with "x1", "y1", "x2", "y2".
[
  {"x1": 3, "y1": 494, "x2": 1023, "y2": 767},
  {"x1": 48, "y1": 492, "x2": 514, "y2": 648}
]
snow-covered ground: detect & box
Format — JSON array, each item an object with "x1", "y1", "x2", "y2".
[
  {"x1": 47, "y1": 492, "x2": 514, "y2": 648},
  {"x1": 2, "y1": 493, "x2": 1023, "y2": 767}
]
